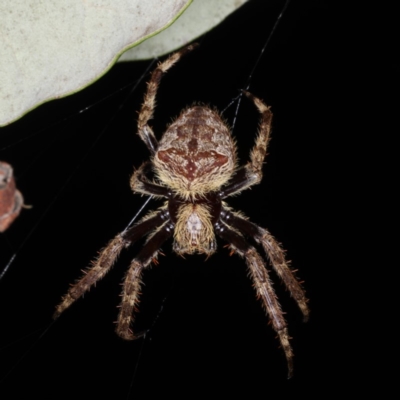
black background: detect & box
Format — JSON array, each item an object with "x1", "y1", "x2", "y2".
[{"x1": 0, "y1": 0, "x2": 391, "y2": 398}]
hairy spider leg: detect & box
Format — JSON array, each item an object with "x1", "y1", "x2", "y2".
[
  {"x1": 220, "y1": 208, "x2": 309, "y2": 321},
  {"x1": 53, "y1": 209, "x2": 170, "y2": 319},
  {"x1": 220, "y1": 91, "x2": 273, "y2": 198},
  {"x1": 214, "y1": 219, "x2": 294, "y2": 378},
  {"x1": 130, "y1": 161, "x2": 171, "y2": 198},
  {"x1": 137, "y1": 43, "x2": 199, "y2": 155},
  {"x1": 53, "y1": 42, "x2": 307, "y2": 377},
  {"x1": 116, "y1": 217, "x2": 174, "y2": 339}
]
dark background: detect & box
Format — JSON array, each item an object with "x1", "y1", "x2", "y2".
[{"x1": 0, "y1": 0, "x2": 391, "y2": 398}]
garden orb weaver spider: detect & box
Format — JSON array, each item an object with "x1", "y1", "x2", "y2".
[{"x1": 54, "y1": 43, "x2": 309, "y2": 377}]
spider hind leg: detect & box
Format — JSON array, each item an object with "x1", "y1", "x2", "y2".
[
  {"x1": 137, "y1": 43, "x2": 198, "y2": 155},
  {"x1": 220, "y1": 91, "x2": 273, "y2": 198}
]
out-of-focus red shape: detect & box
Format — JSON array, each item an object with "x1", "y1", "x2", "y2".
[{"x1": 0, "y1": 161, "x2": 23, "y2": 232}]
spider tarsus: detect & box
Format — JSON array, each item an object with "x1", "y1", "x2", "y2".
[
  {"x1": 242, "y1": 90, "x2": 271, "y2": 111},
  {"x1": 278, "y1": 327, "x2": 294, "y2": 379},
  {"x1": 241, "y1": 90, "x2": 258, "y2": 106},
  {"x1": 182, "y1": 42, "x2": 199, "y2": 54},
  {"x1": 302, "y1": 310, "x2": 310, "y2": 323},
  {"x1": 130, "y1": 329, "x2": 148, "y2": 340},
  {"x1": 117, "y1": 330, "x2": 135, "y2": 341},
  {"x1": 53, "y1": 294, "x2": 73, "y2": 319},
  {"x1": 116, "y1": 325, "x2": 148, "y2": 341},
  {"x1": 53, "y1": 305, "x2": 66, "y2": 320}
]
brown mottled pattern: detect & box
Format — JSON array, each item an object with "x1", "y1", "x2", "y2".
[{"x1": 154, "y1": 106, "x2": 236, "y2": 196}]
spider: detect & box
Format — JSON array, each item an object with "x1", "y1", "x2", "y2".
[{"x1": 54, "y1": 43, "x2": 309, "y2": 377}]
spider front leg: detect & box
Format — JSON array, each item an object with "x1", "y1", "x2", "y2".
[
  {"x1": 214, "y1": 220, "x2": 294, "y2": 378},
  {"x1": 53, "y1": 209, "x2": 170, "y2": 320},
  {"x1": 137, "y1": 43, "x2": 198, "y2": 155},
  {"x1": 220, "y1": 207, "x2": 309, "y2": 321},
  {"x1": 116, "y1": 219, "x2": 174, "y2": 340},
  {"x1": 221, "y1": 91, "x2": 272, "y2": 198},
  {"x1": 53, "y1": 235, "x2": 126, "y2": 319}
]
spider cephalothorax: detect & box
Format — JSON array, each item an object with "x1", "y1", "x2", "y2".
[{"x1": 54, "y1": 44, "x2": 309, "y2": 377}]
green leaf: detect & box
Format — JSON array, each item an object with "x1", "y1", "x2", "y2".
[
  {"x1": 0, "y1": 0, "x2": 192, "y2": 126},
  {"x1": 120, "y1": 0, "x2": 248, "y2": 60},
  {"x1": 0, "y1": 0, "x2": 248, "y2": 126}
]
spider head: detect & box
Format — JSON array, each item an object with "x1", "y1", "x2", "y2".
[{"x1": 154, "y1": 106, "x2": 236, "y2": 198}]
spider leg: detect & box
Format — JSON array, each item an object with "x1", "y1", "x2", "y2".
[
  {"x1": 220, "y1": 207, "x2": 309, "y2": 321},
  {"x1": 130, "y1": 161, "x2": 171, "y2": 197},
  {"x1": 214, "y1": 220, "x2": 294, "y2": 378},
  {"x1": 116, "y1": 219, "x2": 174, "y2": 340},
  {"x1": 137, "y1": 43, "x2": 198, "y2": 155},
  {"x1": 53, "y1": 209, "x2": 169, "y2": 319},
  {"x1": 220, "y1": 91, "x2": 272, "y2": 198}
]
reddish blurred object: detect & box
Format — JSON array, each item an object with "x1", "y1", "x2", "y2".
[{"x1": 0, "y1": 161, "x2": 23, "y2": 232}]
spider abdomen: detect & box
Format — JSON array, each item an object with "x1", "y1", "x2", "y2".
[{"x1": 154, "y1": 106, "x2": 237, "y2": 197}]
